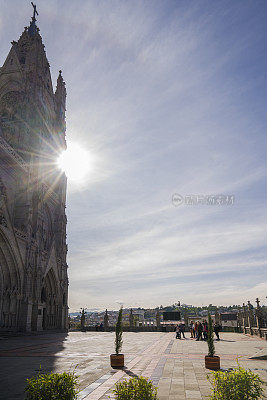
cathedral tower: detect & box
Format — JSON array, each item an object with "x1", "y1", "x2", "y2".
[{"x1": 0, "y1": 5, "x2": 68, "y2": 331}]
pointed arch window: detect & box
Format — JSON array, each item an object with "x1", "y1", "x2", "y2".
[{"x1": 41, "y1": 287, "x2": 47, "y2": 303}]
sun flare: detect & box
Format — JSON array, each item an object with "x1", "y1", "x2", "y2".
[{"x1": 57, "y1": 142, "x2": 92, "y2": 183}]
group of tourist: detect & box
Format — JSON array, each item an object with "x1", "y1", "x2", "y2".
[
  {"x1": 175, "y1": 320, "x2": 221, "y2": 340},
  {"x1": 175, "y1": 322, "x2": 186, "y2": 339}
]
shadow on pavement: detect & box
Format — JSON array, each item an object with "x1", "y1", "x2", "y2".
[
  {"x1": 0, "y1": 332, "x2": 67, "y2": 400},
  {"x1": 122, "y1": 367, "x2": 139, "y2": 378}
]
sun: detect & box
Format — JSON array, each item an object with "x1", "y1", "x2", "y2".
[{"x1": 57, "y1": 142, "x2": 93, "y2": 183}]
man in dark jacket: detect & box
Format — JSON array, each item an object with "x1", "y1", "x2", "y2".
[
  {"x1": 196, "y1": 322, "x2": 203, "y2": 341},
  {"x1": 175, "y1": 324, "x2": 181, "y2": 339},
  {"x1": 179, "y1": 322, "x2": 186, "y2": 339},
  {"x1": 214, "y1": 323, "x2": 221, "y2": 340}
]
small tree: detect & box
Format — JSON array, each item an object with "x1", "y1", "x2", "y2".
[
  {"x1": 115, "y1": 306, "x2": 123, "y2": 355},
  {"x1": 207, "y1": 313, "x2": 215, "y2": 357}
]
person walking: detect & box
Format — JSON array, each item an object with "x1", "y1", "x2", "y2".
[
  {"x1": 179, "y1": 322, "x2": 186, "y2": 339},
  {"x1": 214, "y1": 323, "x2": 221, "y2": 340},
  {"x1": 196, "y1": 321, "x2": 203, "y2": 341},
  {"x1": 190, "y1": 321, "x2": 194, "y2": 338},
  {"x1": 175, "y1": 324, "x2": 181, "y2": 339},
  {"x1": 194, "y1": 322, "x2": 198, "y2": 340},
  {"x1": 202, "y1": 320, "x2": 208, "y2": 340}
]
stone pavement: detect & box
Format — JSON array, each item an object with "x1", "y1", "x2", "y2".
[{"x1": 0, "y1": 331, "x2": 266, "y2": 399}]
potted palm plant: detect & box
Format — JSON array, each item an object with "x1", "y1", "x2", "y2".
[
  {"x1": 110, "y1": 307, "x2": 124, "y2": 369},
  {"x1": 205, "y1": 313, "x2": 220, "y2": 370}
]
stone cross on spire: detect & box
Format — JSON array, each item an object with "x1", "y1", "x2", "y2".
[
  {"x1": 31, "y1": 2, "x2": 39, "y2": 22},
  {"x1": 28, "y1": 2, "x2": 39, "y2": 36}
]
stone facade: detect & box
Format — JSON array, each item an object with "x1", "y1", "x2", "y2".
[{"x1": 0, "y1": 12, "x2": 68, "y2": 331}]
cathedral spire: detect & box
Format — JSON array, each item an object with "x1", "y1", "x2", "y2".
[
  {"x1": 55, "y1": 70, "x2": 67, "y2": 109},
  {"x1": 55, "y1": 70, "x2": 67, "y2": 133}
]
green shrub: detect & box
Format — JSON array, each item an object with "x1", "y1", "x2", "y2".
[
  {"x1": 25, "y1": 371, "x2": 79, "y2": 400},
  {"x1": 208, "y1": 365, "x2": 265, "y2": 399},
  {"x1": 112, "y1": 376, "x2": 158, "y2": 400}
]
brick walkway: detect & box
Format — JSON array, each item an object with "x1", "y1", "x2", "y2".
[
  {"x1": 0, "y1": 331, "x2": 266, "y2": 399},
  {"x1": 79, "y1": 333, "x2": 267, "y2": 399}
]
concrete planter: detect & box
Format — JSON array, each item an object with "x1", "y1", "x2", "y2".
[
  {"x1": 110, "y1": 353, "x2": 124, "y2": 369},
  {"x1": 205, "y1": 355, "x2": 220, "y2": 370}
]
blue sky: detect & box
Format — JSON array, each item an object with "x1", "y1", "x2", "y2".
[{"x1": 1, "y1": 0, "x2": 267, "y2": 311}]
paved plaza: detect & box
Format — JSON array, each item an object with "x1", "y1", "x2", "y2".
[{"x1": 0, "y1": 331, "x2": 266, "y2": 399}]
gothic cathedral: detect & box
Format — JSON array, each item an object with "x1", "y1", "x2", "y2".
[{"x1": 0, "y1": 8, "x2": 68, "y2": 331}]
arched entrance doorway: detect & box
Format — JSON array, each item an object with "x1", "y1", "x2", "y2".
[
  {"x1": 0, "y1": 230, "x2": 21, "y2": 330},
  {"x1": 41, "y1": 268, "x2": 61, "y2": 330}
]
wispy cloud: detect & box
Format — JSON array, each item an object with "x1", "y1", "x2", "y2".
[{"x1": 1, "y1": 0, "x2": 266, "y2": 311}]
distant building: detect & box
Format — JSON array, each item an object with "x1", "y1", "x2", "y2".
[{"x1": 220, "y1": 313, "x2": 238, "y2": 328}]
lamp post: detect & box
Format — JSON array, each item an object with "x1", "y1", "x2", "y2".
[
  {"x1": 129, "y1": 308, "x2": 134, "y2": 330},
  {"x1": 177, "y1": 301, "x2": 181, "y2": 322},
  {"x1": 156, "y1": 307, "x2": 160, "y2": 331},
  {"x1": 255, "y1": 298, "x2": 262, "y2": 337},
  {"x1": 104, "y1": 309, "x2": 109, "y2": 331}
]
